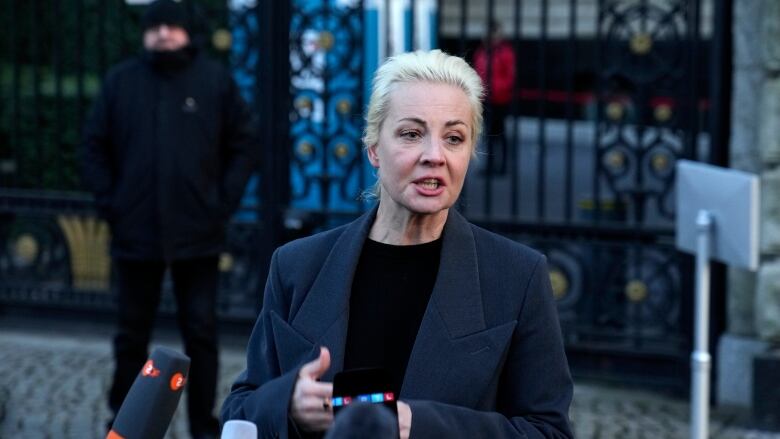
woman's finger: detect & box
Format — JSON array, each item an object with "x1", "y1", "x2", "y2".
[
  {"x1": 290, "y1": 351, "x2": 334, "y2": 433},
  {"x1": 299, "y1": 347, "x2": 331, "y2": 380},
  {"x1": 295, "y1": 386, "x2": 333, "y2": 415},
  {"x1": 291, "y1": 394, "x2": 334, "y2": 431},
  {"x1": 397, "y1": 401, "x2": 412, "y2": 439},
  {"x1": 299, "y1": 396, "x2": 335, "y2": 415},
  {"x1": 296, "y1": 380, "x2": 333, "y2": 398}
]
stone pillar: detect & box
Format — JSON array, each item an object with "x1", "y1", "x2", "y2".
[{"x1": 718, "y1": 0, "x2": 780, "y2": 412}]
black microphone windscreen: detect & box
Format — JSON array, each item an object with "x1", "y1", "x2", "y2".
[
  {"x1": 324, "y1": 403, "x2": 399, "y2": 439},
  {"x1": 107, "y1": 347, "x2": 190, "y2": 439}
]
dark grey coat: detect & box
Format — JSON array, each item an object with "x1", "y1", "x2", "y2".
[{"x1": 222, "y1": 207, "x2": 574, "y2": 438}]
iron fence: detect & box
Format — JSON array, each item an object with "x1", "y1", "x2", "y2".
[
  {"x1": 0, "y1": 0, "x2": 271, "y2": 318},
  {"x1": 0, "y1": 0, "x2": 732, "y2": 390},
  {"x1": 438, "y1": 0, "x2": 730, "y2": 390}
]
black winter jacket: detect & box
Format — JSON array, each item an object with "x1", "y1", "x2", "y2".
[{"x1": 82, "y1": 49, "x2": 258, "y2": 261}]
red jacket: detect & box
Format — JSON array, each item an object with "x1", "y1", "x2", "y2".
[{"x1": 475, "y1": 41, "x2": 516, "y2": 105}]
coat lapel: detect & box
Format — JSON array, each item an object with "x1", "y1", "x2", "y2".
[
  {"x1": 401, "y1": 209, "x2": 489, "y2": 400},
  {"x1": 289, "y1": 206, "x2": 377, "y2": 380}
]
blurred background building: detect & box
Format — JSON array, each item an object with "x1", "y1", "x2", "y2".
[{"x1": 0, "y1": 0, "x2": 778, "y2": 430}]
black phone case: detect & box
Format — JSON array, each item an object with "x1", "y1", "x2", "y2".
[{"x1": 332, "y1": 367, "x2": 398, "y2": 416}]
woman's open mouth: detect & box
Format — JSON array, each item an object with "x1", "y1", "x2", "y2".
[
  {"x1": 418, "y1": 178, "x2": 441, "y2": 189},
  {"x1": 413, "y1": 177, "x2": 445, "y2": 195}
]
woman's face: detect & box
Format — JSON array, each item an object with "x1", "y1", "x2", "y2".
[{"x1": 368, "y1": 81, "x2": 473, "y2": 217}]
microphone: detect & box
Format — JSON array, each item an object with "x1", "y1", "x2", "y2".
[
  {"x1": 106, "y1": 347, "x2": 190, "y2": 439},
  {"x1": 324, "y1": 403, "x2": 399, "y2": 439},
  {"x1": 221, "y1": 420, "x2": 258, "y2": 439}
]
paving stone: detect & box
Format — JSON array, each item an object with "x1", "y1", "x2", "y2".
[{"x1": 1, "y1": 329, "x2": 780, "y2": 439}]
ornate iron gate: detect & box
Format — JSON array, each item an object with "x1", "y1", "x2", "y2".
[
  {"x1": 0, "y1": 0, "x2": 731, "y2": 390},
  {"x1": 439, "y1": 0, "x2": 731, "y2": 390}
]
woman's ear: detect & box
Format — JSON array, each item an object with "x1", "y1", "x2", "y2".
[{"x1": 367, "y1": 144, "x2": 380, "y2": 168}]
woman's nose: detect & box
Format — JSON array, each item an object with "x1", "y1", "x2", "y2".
[{"x1": 420, "y1": 139, "x2": 445, "y2": 165}]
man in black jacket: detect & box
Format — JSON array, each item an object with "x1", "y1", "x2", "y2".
[{"x1": 82, "y1": 1, "x2": 258, "y2": 437}]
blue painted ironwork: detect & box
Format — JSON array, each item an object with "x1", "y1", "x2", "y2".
[
  {"x1": 229, "y1": 1, "x2": 261, "y2": 103},
  {"x1": 228, "y1": 1, "x2": 262, "y2": 221},
  {"x1": 289, "y1": 0, "x2": 366, "y2": 213}
]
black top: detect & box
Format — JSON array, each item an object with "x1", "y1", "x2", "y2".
[{"x1": 344, "y1": 237, "x2": 443, "y2": 394}]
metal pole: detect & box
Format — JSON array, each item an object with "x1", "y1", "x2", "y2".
[{"x1": 691, "y1": 209, "x2": 712, "y2": 439}]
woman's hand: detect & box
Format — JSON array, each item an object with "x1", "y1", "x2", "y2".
[
  {"x1": 290, "y1": 347, "x2": 334, "y2": 432},
  {"x1": 397, "y1": 400, "x2": 412, "y2": 439}
]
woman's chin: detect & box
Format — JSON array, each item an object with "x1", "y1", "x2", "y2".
[{"x1": 399, "y1": 199, "x2": 453, "y2": 216}]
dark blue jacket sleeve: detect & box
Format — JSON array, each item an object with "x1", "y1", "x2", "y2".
[{"x1": 221, "y1": 249, "x2": 305, "y2": 438}]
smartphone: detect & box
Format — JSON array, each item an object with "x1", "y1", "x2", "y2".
[{"x1": 331, "y1": 367, "x2": 397, "y2": 416}]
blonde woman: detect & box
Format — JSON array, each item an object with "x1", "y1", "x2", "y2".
[{"x1": 222, "y1": 50, "x2": 573, "y2": 439}]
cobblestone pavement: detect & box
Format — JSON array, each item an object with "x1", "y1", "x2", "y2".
[{"x1": 1, "y1": 327, "x2": 778, "y2": 439}]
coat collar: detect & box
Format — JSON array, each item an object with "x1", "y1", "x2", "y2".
[{"x1": 289, "y1": 205, "x2": 486, "y2": 383}]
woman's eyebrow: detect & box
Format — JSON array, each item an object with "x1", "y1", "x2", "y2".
[
  {"x1": 397, "y1": 117, "x2": 427, "y2": 126},
  {"x1": 397, "y1": 118, "x2": 467, "y2": 128}
]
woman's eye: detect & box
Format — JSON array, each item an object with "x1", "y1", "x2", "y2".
[
  {"x1": 401, "y1": 130, "x2": 421, "y2": 140},
  {"x1": 446, "y1": 135, "x2": 463, "y2": 145}
]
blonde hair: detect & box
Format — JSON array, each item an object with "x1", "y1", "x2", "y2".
[{"x1": 362, "y1": 50, "x2": 484, "y2": 199}]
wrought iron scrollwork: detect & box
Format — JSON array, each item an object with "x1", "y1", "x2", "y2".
[
  {"x1": 0, "y1": 214, "x2": 73, "y2": 302},
  {"x1": 597, "y1": 0, "x2": 700, "y2": 222},
  {"x1": 602, "y1": 1, "x2": 688, "y2": 84},
  {"x1": 542, "y1": 243, "x2": 586, "y2": 315},
  {"x1": 524, "y1": 235, "x2": 683, "y2": 349},
  {"x1": 289, "y1": 0, "x2": 365, "y2": 212},
  {"x1": 229, "y1": 2, "x2": 261, "y2": 104},
  {"x1": 591, "y1": 242, "x2": 682, "y2": 344}
]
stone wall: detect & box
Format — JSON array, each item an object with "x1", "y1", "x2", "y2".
[
  {"x1": 728, "y1": 0, "x2": 780, "y2": 343},
  {"x1": 750, "y1": 0, "x2": 780, "y2": 343},
  {"x1": 720, "y1": 0, "x2": 780, "y2": 409}
]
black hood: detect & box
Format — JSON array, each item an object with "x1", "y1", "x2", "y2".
[{"x1": 142, "y1": 0, "x2": 190, "y2": 33}]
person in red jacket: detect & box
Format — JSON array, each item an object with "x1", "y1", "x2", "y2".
[{"x1": 474, "y1": 21, "x2": 516, "y2": 175}]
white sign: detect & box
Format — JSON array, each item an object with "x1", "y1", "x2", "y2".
[{"x1": 676, "y1": 159, "x2": 760, "y2": 270}]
